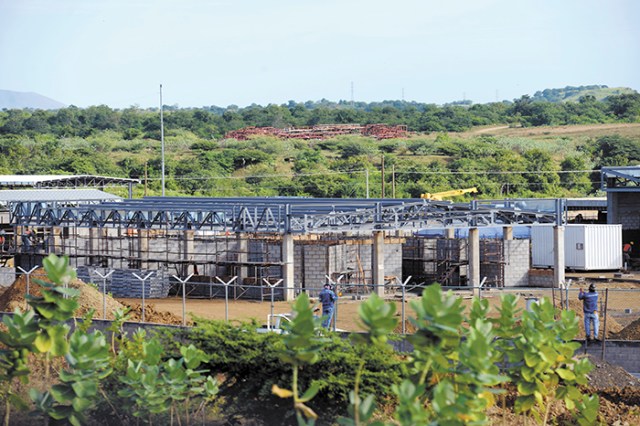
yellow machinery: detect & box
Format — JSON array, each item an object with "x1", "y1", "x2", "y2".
[{"x1": 420, "y1": 187, "x2": 478, "y2": 201}]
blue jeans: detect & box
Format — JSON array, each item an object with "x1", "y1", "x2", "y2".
[
  {"x1": 322, "y1": 306, "x2": 334, "y2": 329},
  {"x1": 584, "y1": 312, "x2": 599, "y2": 339}
]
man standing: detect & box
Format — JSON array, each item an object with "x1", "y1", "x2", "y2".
[
  {"x1": 578, "y1": 283, "x2": 599, "y2": 342},
  {"x1": 318, "y1": 283, "x2": 338, "y2": 329},
  {"x1": 623, "y1": 241, "x2": 634, "y2": 268}
]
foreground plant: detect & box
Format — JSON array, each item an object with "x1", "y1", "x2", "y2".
[
  {"x1": 272, "y1": 292, "x2": 326, "y2": 426},
  {"x1": 118, "y1": 330, "x2": 219, "y2": 425},
  {"x1": 0, "y1": 254, "x2": 112, "y2": 426},
  {"x1": 492, "y1": 295, "x2": 599, "y2": 424},
  {"x1": 0, "y1": 309, "x2": 38, "y2": 426},
  {"x1": 397, "y1": 284, "x2": 508, "y2": 425},
  {"x1": 338, "y1": 293, "x2": 397, "y2": 426}
]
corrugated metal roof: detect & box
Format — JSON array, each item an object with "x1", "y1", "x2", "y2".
[
  {"x1": 0, "y1": 189, "x2": 122, "y2": 202},
  {"x1": 0, "y1": 174, "x2": 139, "y2": 187},
  {"x1": 566, "y1": 198, "x2": 607, "y2": 208}
]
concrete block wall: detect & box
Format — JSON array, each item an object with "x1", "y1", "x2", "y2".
[
  {"x1": 76, "y1": 266, "x2": 171, "y2": 298},
  {"x1": 504, "y1": 239, "x2": 530, "y2": 287},
  {"x1": 610, "y1": 192, "x2": 640, "y2": 231},
  {"x1": 192, "y1": 236, "x2": 240, "y2": 277},
  {"x1": 384, "y1": 243, "x2": 403, "y2": 281},
  {"x1": 302, "y1": 244, "x2": 328, "y2": 294},
  {"x1": 528, "y1": 268, "x2": 554, "y2": 287},
  {"x1": 583, "y1": 341, "x2": 640, "y2": 376}
]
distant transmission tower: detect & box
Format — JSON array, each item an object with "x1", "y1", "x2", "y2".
[{"x1": 351, "y1": 81, "x2": 354, "y2": 107}]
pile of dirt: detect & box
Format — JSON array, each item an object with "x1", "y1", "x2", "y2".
[
  {"x1": 612, "y1": 317, "x2": 640, "y2": 340},
  {"x1": 568, "y1": 299, "x2": 624, "y2": 339},
  {"x1": 0, "y1": 269, "x2": 127, "y2": 320},
  {"x1": 0, "y1": 269, "x2": 186, "y2": 325},
  {"x1": 124, "y1": 302, "x2": 189, "y2": 326},
  {"x1": 583, "y1": 354, "x2": 640, "y2": 389}
]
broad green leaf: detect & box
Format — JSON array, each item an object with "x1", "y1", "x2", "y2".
[
  {"x1": 299, "y1": 382, "x2": 320, "y2": 403},
  {"x1": 50, "y1": 384, "x2": 75, "y2": 403},
  {"x1": 556, "y1": 368, "x2": 576, "y2": 381},
  {"x1": 34, "y1": 333, "x2": 53, "y2": 353}
]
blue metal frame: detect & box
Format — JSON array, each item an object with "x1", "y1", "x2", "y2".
[{"x1": 9, "y1": 196, "x2": 559, "y2": 233}]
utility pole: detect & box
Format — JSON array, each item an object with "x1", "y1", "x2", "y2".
[
  {"x1": 350, "y1": 81, "x2": 354, "y2": 108},
  {"x1": 392, "y1": 164, "x2": 396, "y2": 198},
  {"x1": 160, "y1": 84, "x2": 165, "y2": 197},
  {"x1": 144, "y1": 162, "x2": 148, "y2": 196},
  {"x1": 365, "y1": 169, "x2": 370, "y2": 199},
  {"x1": 381, "y1": 155, "x2": 385, "y2": 198}
]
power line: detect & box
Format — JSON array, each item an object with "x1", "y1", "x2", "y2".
[{"x1": 140, "y1": 168, "x2": 599, "y2": 181}]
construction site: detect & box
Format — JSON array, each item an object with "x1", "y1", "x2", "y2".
[
  {"x1": 224, "y1": 123, "x2": 409, "y2": 140},
  {"x1": 0, "y1": 166, "x2": 637, "y2": 303}
]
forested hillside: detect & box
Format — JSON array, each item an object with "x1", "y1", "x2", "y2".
[{"x1": 0, "y1": 92, "x2": 639, "y2": 200}]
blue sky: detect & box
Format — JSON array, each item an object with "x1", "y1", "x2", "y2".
[{"x1": 1, "y1": 0, "x2": 638, "y2": 109}]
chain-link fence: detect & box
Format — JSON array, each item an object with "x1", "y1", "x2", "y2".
[{"x1": 1, "y1": 266, "x2": 639, "y2": 345}]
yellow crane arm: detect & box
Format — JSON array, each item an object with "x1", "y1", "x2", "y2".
[{"x1": 421, "y1": 187, "x2": 478, "y2": 201}]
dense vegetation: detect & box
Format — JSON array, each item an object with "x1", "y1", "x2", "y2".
[
  {"x1": 0, "y1": 255, "x2": 599, "y2": 425},
  {"x1": 0, "y1": 88, "x2": 639, "y2": 200}
]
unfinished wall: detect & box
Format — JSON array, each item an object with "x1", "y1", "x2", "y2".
[
  {"x1": 529, "y1": 268, "x2": 554, "y2": 287},
  {"x1": 504, "y1": 239, "x2": 530, "y2": 287}
]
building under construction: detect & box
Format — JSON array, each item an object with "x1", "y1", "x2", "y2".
[
  {"x1": 7, "y1": 171, "x2": 636, "y2": 300},
  {"x1": 2, "y1": 192, "x2": 567, "y2": 300}
]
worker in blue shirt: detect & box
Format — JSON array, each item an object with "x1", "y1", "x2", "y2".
[
  {"x1": 318, "y1": 283, "x2": 338, "y2": 329},
  {"x1": 578, "y1": 283, "x2": 599, "y2": 342}
]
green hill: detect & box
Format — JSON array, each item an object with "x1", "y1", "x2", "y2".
[{"x1": 531, "y1": 85, "x2": 637, "y2": 103}]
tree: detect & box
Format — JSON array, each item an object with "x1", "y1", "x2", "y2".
[
  {"x1": 523, "y1": 149, "x2": 560, "y2": 195},
  {"x1": 560, "y1": 155, "x2": 593, "y2": 194}
]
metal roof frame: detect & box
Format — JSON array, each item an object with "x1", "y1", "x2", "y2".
[
  {"x1": 601, "y1": 166, "x2": 640, "y2": 191},
  {"x1": 9, "y1": 196, "x2": 561, "y2": 233},
  {"x1": 0, "y1": 189, "x2": 122, "y2": 203},
  {"x1": 0, "y1": 174, "x2": 139, "y2": 189}
]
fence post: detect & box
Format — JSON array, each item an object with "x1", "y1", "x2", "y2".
[
  {"x1": 132, "y1": 272, "x2": 154, "y2": 322},
  {"x1": 173, "y1": 273, "x2": 194, "y2": 326},
  {"x1": 216, "y1": 276, "x2": 238, "y2": 322},
  {"x1": 93, "y1": 269, "x2": 114, "y2": 320},
  {"x1": 601, "y1": 288, "x2": 609, "y2": 361},
  {"x1": 478, "y1": 277, "x2": 487, "y2": 300},
  {"x1": 17, "y1": 266, "x2": 38, "y2": 309},
  {"x1": 263, "y1": 278, "x2": 284, "y2": 325},
  {"x1": 565, "y1": 279, "x2": 572, "y2": 310},
  {"x1": 400, "y1": 276, "x2": 412, "y2": 335}
]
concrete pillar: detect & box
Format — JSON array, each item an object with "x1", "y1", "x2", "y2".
[
  {"x1": 282, "y1": 233, "x2": 295, "y2": 301},
  {"x1": 606, "y1": 179, "x2": 616, "y2": 225},
  {"x1": 138, "y1": 229, "x2": 149, "y2": 269},
  {"x1": 553, "y1": 225, "x2": 565, "y2": 288},
  {"x1": 373, "y1": 231, "x2": 385, "y2": 297},
  {"x1": 445, "y1": 227, "x2": 455, "y2": 239},
  {"x1": 49, "y1": 227, "x2": 62, "y2": 254},
  {"x1": 503, "y1": 226, "x2": 513, "y2": 241},
  {"x1": 237, "y1": 234, "x2": 248, "y2": 285},
  {"x1": 181, "y1": 230, "x2": 194, "y2": 277},
  {"x1": 89, "y1": 227, "x2": 100, "y2": 265},
  {"x1": 468, "y1": 227, "x2": 480, "y2": 296}
]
